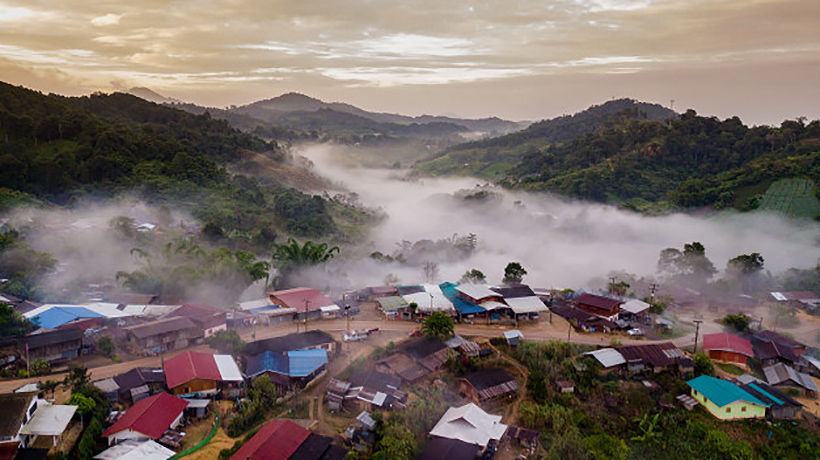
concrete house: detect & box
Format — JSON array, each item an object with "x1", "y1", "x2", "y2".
[{"x1": 687, "y1": 375, "x2": 768, "y2": 420}]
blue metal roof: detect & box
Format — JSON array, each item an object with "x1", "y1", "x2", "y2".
[
  {"x1": 287, "y1": 349, "x2": 328, "y2": 377},
  {"x1": 687, "y1": 375, "x2": 769, "y2": 408},
  {"x1": 440, "y1": 282, "x2": 485, "y2": 315},
  {"x1": 246, "y1": 351, "x2": 288, "y2": 377},
  {"x1": 747, "y1": 383, "x2": 784, "y2": 406},
  {"x1": 29, "y1": 306, "x2": 103, "y2": 329}
]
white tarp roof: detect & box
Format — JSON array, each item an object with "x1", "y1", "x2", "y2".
[
  {"x1": 429, "y1": 403, "x2": 507, "y2": 448},
  {"x1": 183, "y1": 399, "x2": 210, "y2": 408},
  {"x1": 238, "y1": 299, "x2": 275, "y2": 310},
  {"x1": 320, "y1": 305, "x2": 341, "y2": 312},
  {"x1": 82, "y1": 302, "x2": 133, "y2": 318},
  {"x1": 504, "y1": 296, "x2": 547, "y2": 314},
  {"x1": 20, "y1": 404, "x2": 77, "y2": 436},
  {"x1": 621, "y1": 299, "x2": 650, "y2": 315},
  {"x1": 503, "y1": 330, "x2": 524, "y2": 340},
  {"x1": 213, "y1": 355, "x2": 243, "y2": 382},
  {"x1": 455, "y1": 284, "x2": 498, "y2": 300},
  {"x1": 403, "y1": 291, "x2": 454, "y2": 313},
  {"x1": 479, "y1": 301, "x2": 506, "y2": 311},
  {"x1": 584, "y1": 348, "x2": 626, "y2": 368},
  {"x1": 94, "y1": 439, "x2": 175, "y2": 460},
  {"x1": 770, "y1": 292, "x2": 788, "y2": 302}
]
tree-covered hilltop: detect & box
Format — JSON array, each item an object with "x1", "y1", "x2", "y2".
[
  {"x1": 413, "y1": 99, "x2": 676, "y2": 178},
  {"x1": 0, "y1": 81, "x2": 370, "y2": 246},
  {"x1": 508, "y1": 110, "x2": 820, "y2": 216}
]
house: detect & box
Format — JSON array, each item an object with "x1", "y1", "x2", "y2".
[
  {"x1": 102, "y1": 393, "x2": 189, "y2": 446},
  {"x1": 244, "y1": 330, "x2": 337, "y2": 356},
  {"x1": 763, "y1": 362, "x2": 818, "y2": 396},
  {"x1": 399, "y1": 337, "x2": 450, "y2": 371},
  {"x1": 616, "y1": 342, "x2": 686, "y2": 373},
  {"x1": 347, "y1": 370, "x2": 407, "y2": 410},
  {"x1": 375, "y1": 353, "x2": 426, "y2": 382},
  {"x1": 575, "y1": 294, "x2": 622, "y2": 321},
  {"x1": 166, "y1": 304, "x2": 226, "y2": 338},
  {"x1": 490, "y1": 284, "x2": 536, "y2": 299},
  {"x1": 20, "y1": 327, "x2": 82, "y2": 363},
  {"x1": 439, "y1": 282, "x2": 487, "y2": 318},
  {"x1": 735, "y1": 381, "x2": 803, "y2": 420},
  {"x1": 584, "y1": 348, "x2": 626, "y2": 371},
  {"x1": 503, "y1": 296, "x2": 548, "y2": 317},
  {"x1": 363, "y1": 286, "x2": 399, "y2": 301},
  {"x1": 113, "y1": 367, "x2": 166, "y2": 404},
  {"x1": 0, "y1": 392, "x2": 39, "y2": 457},
  {"x1": 19, "y1": 403, "x2": 78, "y2": 447},
  {"x1": 93, "y1": 378, "x2": 121, "y2": 402},
  {"x1": 163, "y1": 351, "x2": 243, "y2": 397},
  {"x1": 687, "y1": 375, "x2": 768, "y2": 420},
  {"x1": 418, "y1": 437, "x2": 480, "y2": 460},
  {"x1": 376, "y1": 296, "x2": 410, "y2": 319},
  {"x1": 445, "y1": 335, "x2": 480, "y2": 358},
  {"x1": 246, "y1": 348, "x2": 328, "y2": 392},
  {"x1": 551, "y1": 305, "x2": 615, "y2": 333},
  {"x1": 454, "y1": 285, "x2": 502, "y2": 304},
  {"x1": 556, "y1": 380, "x2": 575, "y2": 393},
  {"x1": 703, "y1": 333, "x2": 754, "y2": 366},
  {"x1": 93, "y1": 439, "x2": 175, "y2": 460},
  {"x1": 458, "y1": 367, "x2": 519, "y2": 402},
  {"x1": 503, "y1": 330, "x2": 523, "y2": 346},
  {"x1": 0, "y1": 292, "x2": 41, "y2": 315},
  {"x1": 230, "y1": 419, "x2": 346, "y2": 460},
  {"x1": 770, "y1": 291, "x2": 820, "y2": 314},
  {"x1": 25, "y1": 305, "x2": 104, "y2": 330},
  {"x1": 429, "y1": 403, "x2": 507, "y2": 450},
  {"x1": 619, "y1": 299, "x2": 650, "y2": 321},
  {"x1": 267, "y1": 288, "x2": 338, "y2": 321},
  {"x1": 752, "y1": 330, "x2": 806, "y2": 366},
  {"x1": 122, "y1": 317, "x2": 204, "y2": 354},
  {"x1": 402, "y1": 285, "x2": 456, "y2": 316}
]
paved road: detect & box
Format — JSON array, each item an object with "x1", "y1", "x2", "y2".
[{"x1": 0, "y1": 315, "x2": 696, "y2": 394}]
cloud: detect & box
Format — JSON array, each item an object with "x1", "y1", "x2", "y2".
[{"x1": 91, "y1": 13, "x2": 122, "y2": 26}]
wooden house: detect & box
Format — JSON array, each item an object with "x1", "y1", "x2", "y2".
[
  {"x1": 703, "y1": 333, "x2": 754, "y2": 366},
  {"x1": 20, "y1": 327, "x2": 82, "y2": 363},
  {"x1": 575, "y1": 293, "x2": 622, "y2": 321},
  {"x1": 122, "y1": 317, "x2": 204, "y2": 354},
  {"x1": 163, "y1": 351, "x2": 243, "y2": 397},
  {"x1": 458, "y1": 367, "x2": 519, "y2": 402}
]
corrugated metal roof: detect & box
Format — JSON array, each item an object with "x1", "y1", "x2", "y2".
[
  {"x1": 686, "y1": 375, "x2": 769, "y2": 408},
  {"x1": 288, "y1": 349, "x2": 328, "y2": 377},
  {"x1": 214, "y1": 354, "x2": 243, "y2": 381},
  {"x1": 584, "y1": 348, "x2": 626, "y2": 368},
  {"x1": 102, "y1": 393, "x2": 189, "y2": 439},
  {"x1": 620, "y1": 299, "x2": 650, "y2": 314},
  {"x1": 504, "y1": 296, "x2": 547, "y2": 314},
  {"x1": 377, "y1": 296, "x2": 408, "y2": 311},
  {"x1": 27, "y1": 306, "x2": 103, "y2": 329},
  {"x1": 429, "y1": 403, "x2": 507, "y2": 448},
  {"x1": 703, "y1": 333, "x2": 754, "y2": 357},
  {"x1": 20, "y1": 404, "x2": 77, "y2": 436},
  {"x1": 763, "y1": 363, "x2": 818, "y2": 391},
  {"x1": 455, "y1": 284, "x2": 498, "y2": 301}
]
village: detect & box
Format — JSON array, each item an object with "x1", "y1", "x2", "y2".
[{"x1": 0, "y1": 281, "x2": 819, "y2": 460}]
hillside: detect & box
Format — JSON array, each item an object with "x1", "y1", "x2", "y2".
[
  {"x1": 414, "y1": 98, "x2": 676, "y2": 178},
  {"x1": 0, "y1": 81, "x2": 369, "y2": 247},
  {"x1": 508, "y1": 110, "x2": 820, "y2": 215}
]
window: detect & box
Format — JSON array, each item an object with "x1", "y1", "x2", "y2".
[
  {"x1": 726, "y1": 407, "x2": 731, "y2": 413},
  {"x1": 741, "y1": 406, "x2": 746, "y2": 412}
]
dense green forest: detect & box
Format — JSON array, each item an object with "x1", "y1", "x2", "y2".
[
  {"x1": 414, "y1": 99, "x2": 676, "y2": 178},
  {"x1": 0, "y1": 81, "x2": 368, "y2": 246},
  {"x1": 416, "y1": 99, "x2": 820, "y2": 217}
]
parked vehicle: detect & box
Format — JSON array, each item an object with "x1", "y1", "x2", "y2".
[{"x1": 627, "y1": 328, "x2": 644, "y2": 336}]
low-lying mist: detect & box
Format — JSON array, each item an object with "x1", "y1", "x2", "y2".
[{"x1": 296, "y1": 144, "x2": 819, "y2": 293}]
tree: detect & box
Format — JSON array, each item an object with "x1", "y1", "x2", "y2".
[
  {"x1": 460, "y1": 269, "x2": 486, "y2": 284},
  {"x1": 68, "y1": 392, "x2": 96, "y2": 430},
  {"x1": 30, "y1": 358, "x2": 50, "y2": 376},
  {"x1": 727, "y1": 253, "x2": 765, "y2": 293},
  {"x1": 270, "y1": 238, "x2": 339, "y2": 286},
  {"x1": 694, "y1": 352, "x2": 715, "y2": 376},
  {"x1": 372, "y1": 423, "x2": 415, "y2": 460},
  {"x1": 207, "y1": 330, "x2": 246, "y2": 354},
  {"x1": 608, "y1": 280, "x2": 630, "y2": 297},
  {"x1": 0, "y1": 302, "x2": 34, "y2": 337},
  {"x1": 422, "y1": 261, "x2": 439, "y2": 283},
  {"x1": 720, "y1": 313, "x2": 751, "y2": 332},
  {"x1": 421, "y1": 311, "x2": 454, "y2": 340},
  {"x1": 38, "y1": 379, "x2": 60, "y2": 399},
  {"x1": 63, "y1": 366, "x2": 91, "y2": 392},
  {"x1": 503, "y1": 262, "x2": 527, "y2": 284},
  {"x1": 97, "y1": 336, "x2": 114, "y2": 358},
  {"x1": 656, "y1": 242, "x2": 717, "y2": 286}
]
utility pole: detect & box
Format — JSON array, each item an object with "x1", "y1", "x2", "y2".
[
  {"x1": 693, "y1": 320, "x2": 703, "y2": 354},
  {"x1": 649, "y1": 283, "x2": 657, "y2": 302},
  {"x1": 303, "y1": 299, "x2": 311, "y2": 332}
]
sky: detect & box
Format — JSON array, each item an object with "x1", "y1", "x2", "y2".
[{"x1": 1, "y1": 0, "x2": 819, "y2": 124}]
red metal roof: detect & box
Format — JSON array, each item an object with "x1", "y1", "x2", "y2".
[
  {"x1": 164, "y1": 351, "x2": 222, "y2": 389},
  {"x1": 267, "y1": 287, "x2": 334, "y2": 311},
  {"x1": 703, "y1": 333, "x2": 754, "y2": 357},
  {"x1": 102, "y1": 392, "x2": 188, "y2": 439},
  {"x1": 576, "y1": 293, "x2": 622, "y2": 311},
  {"x1": 230, "y1": 419, "x2": 311, "y2": 460}
]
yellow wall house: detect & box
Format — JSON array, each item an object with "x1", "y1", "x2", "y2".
[{"x1": 687, "y1": 375, "x2": 768, "y2": 420}]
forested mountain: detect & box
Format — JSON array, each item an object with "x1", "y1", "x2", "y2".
[
  {"x1": 0, "y1": 81, "x2": 367, "y2": 245},
  {"x1": 414, "y1": 99, "x2": 676, "y2": 177},
  {"x1": 507, "y1": 109, "x2": 820, "y2": 215}
]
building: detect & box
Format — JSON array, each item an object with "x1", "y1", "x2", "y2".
[
  {"x1": 112, "y1": 367, "x2": 166, "y2": 404},
  {"x1": 616, "y1": 342, "x2": 686, "y2": 373},
  {"x1": 575, "y1": 293, "x2": 622, "y2": 321},
  {"x1": 375, "y1": 353, "x2": 426, "y2": 382},
  {"x1": 418, "y1": 437, "x2": 480, "y2": 460},
  {"x1": 267, "y1": 288, "x2": 339, "y2": 320},
  {"x1": 246, "y1": 348, "x2": 328, "y2": 392},
  {"x1": 735, "y1": 380, "x2": 803, "y2": 420},
  {"x1": 429, "y1": 403, "x2": 507, "y2": 450},
  {"x1": 166, "y1": 304, "x2": 227, "y2": 338},
  {"x1": 703, "y1": 333, "x2": 754, "y2": 366},
  {"x1": 619, "y1": 299, "x2": 650, "y2": 321},
  {"x1": 687, "y1": 375, "x2": 768, "y2": 420},
  {"x1": 244, "y1": 330, "x2": 336, "y2": 356},
  {"x1": 770, "y1": 291, "x2": 820, "y2": 314},
  {"x1": 102, "y1": 393, "x2": 189, "y2": 445},
  {"x1": 584, "y1": 348, "x2": 626, "y2": 371},
  {"x1": 752, "y1": 330, "x2": 806, "y2": 367},
  {"x1": 108, "y1": 293, "x2": 160, "y2": 306},
  {"x1": 327, "y1": 370, "x2": 408, "y2": 412},
  {"x1": 458, "y1": 367, "x2": 519, "y2": 402},
  {"x1": 25, "y1": 305, "x2": 104, "y2": 330},
  {"x1": 550, "y1": 305, "x2": 615, "y2": 333},
  {"x1": 402, "y1": 285, "x2": 456, "y2": 316},
  {"x1": 399, "y1": 337, "x2": 450, "y2": 371},
  {"x1": 376, "y1": 296, "x2": 410, "y2": 319},
  {"x1": 445, "y1": 335, "x2": 481, "y2": 358},
  {"x1": 19, "y1": 403, "x2": 78, "y2": 448},
  {"x1": 122, "y1": 317, "x2": 204, "y2": 354},
  {"x1": 0, "y1": 392, "x2": 39, "y2": 457},
  {"x1": 163, "y1": 351, "x2": 243, "y2": 397},
  {"x1": 503, "y1": 296, "x2": 548, "y2": 318},
  {"x1": 93, "y1": 439, "x2": 175, "y2": 460},
  {"x1": 230, "y1": 419, "x2": 346, "y2": 460},
  {"x1": 763, "y1": 362, "x2": 818, "y2": 396},
  {"x1": 20, "y1": 327, "x2": 82, "y2": 363}
]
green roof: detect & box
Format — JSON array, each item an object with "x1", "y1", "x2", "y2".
[
  {"x1": 687, "y1": 375, "x2": 769, "y2": 408},
  {"x1": 378, "y1": 296, "x2": 409, "y2": 312}
]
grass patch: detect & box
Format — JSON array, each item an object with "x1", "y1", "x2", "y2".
[{"x1": 715, "y1": 362, "x2": 745, "y2": 376}]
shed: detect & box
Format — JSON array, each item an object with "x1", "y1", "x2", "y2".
[
  {"x1": 19, "y1": 404, "x2": 78, "y2": 447},
  {"x1": 556, "y1": 380, "x2": 575, "y2": 393},
  {"x1": 503, "y1": 330, "x2": 524, "y2": 346},
  {"x1": 763, "y1": 362, "x2": 818, "y2": 394},
  {"x1": 458, "y1": 367, "x2": 519, "y2": 402},
  {"x1": 584, "y1": 348, "x2": 626, "y2": 369}
]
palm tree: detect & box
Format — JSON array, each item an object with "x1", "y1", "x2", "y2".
[{"x1": 271, "y1": 238, "x2": 340, "y2": 266}]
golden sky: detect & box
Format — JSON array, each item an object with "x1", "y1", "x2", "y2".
[{"x1": 1, "y1": 0, "x2": 818, "y2": 124}]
